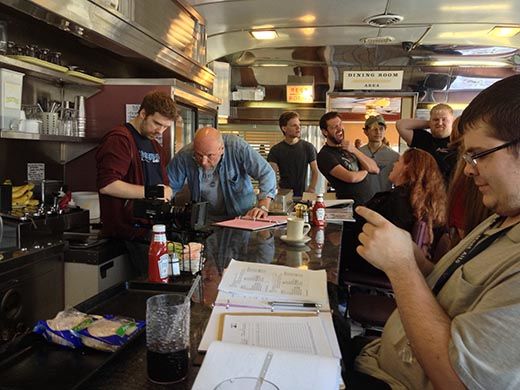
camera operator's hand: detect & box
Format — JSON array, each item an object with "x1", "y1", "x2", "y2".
[{"x1": 158, "y1": 184, "x2": 173, "y2": 202}]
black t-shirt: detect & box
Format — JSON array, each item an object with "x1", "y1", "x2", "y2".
[
  {"x1": 316, "y1": 145, "x2": 373, "y2": 205},
  {"x1": 348, "y1": 185, "x2": 414, "y2": 274},
  {"x1": 411, "y1": 129, "x2": 454, "y2": 181},
  {"x1": 267, "y1": 140, "x2": 317, "y2": 196},
  {"x1": 127, "y1": 123, "x2": 163, "y2": 186}
]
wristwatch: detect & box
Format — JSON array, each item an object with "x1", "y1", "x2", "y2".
[{"x1": 259, "y1": 205, "x2": 269, "y2": 213}]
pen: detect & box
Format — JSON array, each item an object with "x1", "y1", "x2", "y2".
[{"x1": 268, "y1": 301, "x2": 321, "y2": 308}]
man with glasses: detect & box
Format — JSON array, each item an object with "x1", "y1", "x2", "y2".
[
  {"x1": 96, "y1": 90, "x2": 176, "y2": 276},
  {"x1": 316, "y1": 111, "x2": 379, "y2": 205},
  {"x1": 359, "y1": 115, "x2": 399, "y2": 199},
  {"x1": 167, "y1": 127, "x2": 276, "y2": 222},
  {"x1": 349, "y1": 75, "x2": 520, "y2": 389},
  {"x1": 396, "y1": 103, "x2": 455, "y2": 180}
]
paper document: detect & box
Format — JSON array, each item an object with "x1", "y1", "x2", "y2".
[
  {"x1": 221, "y1": 314, "x2": 334, "y2": 357},
  {"x1": 325, "y1": 208, "x2": 355, "y2": 222},
  {"x1": 192, "y1": 341, "x2": 341, "y2": 390},
  {"x1": 213, "y1": 215, "x2": 287, "y2": 230},
  {"x1": 219, "y1": 259, "x2": 328, "y2": 302},
  {"x1": 198, "y1": 290, "x2": 336, "y2": 353}
]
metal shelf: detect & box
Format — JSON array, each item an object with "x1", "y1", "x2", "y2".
[
  {"x1": 0, "y1": 130, "x2": 98, "y2": 143},
  {"x1": 0, "y1": 55, "x2": 102, "y2": 86}
]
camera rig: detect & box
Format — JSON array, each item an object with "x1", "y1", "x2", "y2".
[{"x1": 133, "y1": 198, "x2": 208, "y2": 232}]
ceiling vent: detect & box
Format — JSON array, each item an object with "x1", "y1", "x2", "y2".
[
  {"x1": 360, "y1": 36, "x2": 395, "y2": 45},
  {"x1": 363, "y1": 13, "x2": 404, "y2": 27}
]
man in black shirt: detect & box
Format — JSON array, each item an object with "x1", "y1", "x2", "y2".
[
  {"x1": 267, "y1": 111, "x2": 318, "y2": 197},
  {"x1": 396, "y1": 103, "x2": 455, "y2": 180},
  {"x1": 316, "y1": 111, "x2": 379, "y2": 205}
]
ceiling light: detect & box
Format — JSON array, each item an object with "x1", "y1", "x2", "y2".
[
  {"x1": 430, "y1": 59, "x2": 511, "y2": 67},
  {"x1": 250, "y1": 30, "x2": 278, "y2": 40},
  {"x1": 257, "y1": 63, "x2": 289, "y2": 67},
  {"x1": 438, "y1": 30, "x2": 489, "y2": 39},
  {"x1": 488, "y1": 26, "x2": 520, "y2": 38},
  {"x1": 440, "y1": 4, "x2": 509, "y2": 12},
  {"x1": 302, "y1": 28, "x2": 315, "y2": 36},
  {"x1": 299, "y1": 14, "x2": 316, "y2": 23}
]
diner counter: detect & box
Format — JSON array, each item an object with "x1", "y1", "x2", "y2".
[
  {"x1": 2, "y1": 222, "x2": 343, "y2": 389},
  {"x1": 79, "y1": 222, "x2": 343, "y2": 389}
]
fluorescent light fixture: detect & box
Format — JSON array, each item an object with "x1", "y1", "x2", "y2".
[
  {"x1": 430, "y1": 59, "x2": 510, "y2": 67},
  {"x1": 250, "y1": 30, "x2": 278, "y2": 40},
  {"x1": 489, "y1": 26, "x2": 520, "y2": 38},
  {"x1": 438, "y1": 30, "x2": 489, "y2": 39},
  {"x1": 302, "y1": 27, "x2": 316, "y2": 36},
  {"x1": 299, "y1": 14, "x2": 316, "y2": 23},
  {"x1": 440, "y1": 4, "x2": 509, "y2": 12},
  {"x1": 257, "y1": 63, "x2": 289, "y2": 67}
]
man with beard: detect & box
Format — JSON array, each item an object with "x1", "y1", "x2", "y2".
[
  {"x1": 396, "y1": 103, "x2": 455, "y2": 180},
  {"x1": 317, "y1": 111, "x2": 379, "y2": 205},
  {"x1": 167, "y1": 127, "x2": 276, "y2": 222},
  {"x1": 96, "y1": 90, "x2": 176, "y2": 276}
]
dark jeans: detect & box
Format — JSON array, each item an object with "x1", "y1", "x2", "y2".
[
  {"x1": 124, "y1": 240, "x2": 149, "y2": 277},
  {"x1": 332, "y1": 312, "x2": 391, "y2": 390}
]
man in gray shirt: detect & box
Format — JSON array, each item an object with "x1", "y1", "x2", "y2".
[{"x1": 359, "y1": 115, "x2": 399, "y2": 199}]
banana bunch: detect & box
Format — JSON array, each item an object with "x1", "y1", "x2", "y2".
[{"x1": 11, "y1": 183, "x2": 39, "y2": 208}]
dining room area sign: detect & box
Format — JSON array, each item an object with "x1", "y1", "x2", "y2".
[{"x1": 343, "y1": 70, "x2": 404, "y2": 90}]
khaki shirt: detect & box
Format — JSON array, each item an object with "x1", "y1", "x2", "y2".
[{"x1": 356, "y1": 214, "x2": 520, "y2": 389}]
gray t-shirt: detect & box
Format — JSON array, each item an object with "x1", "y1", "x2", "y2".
[
  {"x1": 200, "y1": 167, "x2": 226, "y2": 220},
  {"x1": 359, "y1": 144, "x2": 400, "y2": 199}
]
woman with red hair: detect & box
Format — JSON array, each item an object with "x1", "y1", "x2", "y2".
[{"x1": 348, "y1": 148, "x2": 448, "y2": 273}]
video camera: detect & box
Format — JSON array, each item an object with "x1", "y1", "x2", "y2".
[{"x1": 133, "y1": 185, "x2": 208, "y2": 231}]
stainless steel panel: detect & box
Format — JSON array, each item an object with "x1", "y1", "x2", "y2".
[
  {"x1": 104, "y1": 78, "x2": 220, "y2": 110},
  {"x1": 0, "y1": 0, "x2": 215, "y2": 88}
]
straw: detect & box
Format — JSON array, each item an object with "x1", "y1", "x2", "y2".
[{"x1": 185, "y1": 274, "x2": 201, "y2": 304}]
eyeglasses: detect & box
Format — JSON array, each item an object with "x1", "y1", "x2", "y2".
[{"x1": 462, "y1": 139, "x2": 520, "y2": 168}]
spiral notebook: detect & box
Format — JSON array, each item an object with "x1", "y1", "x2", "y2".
[{"x1": 213, "y1": 215, "x2": 288, "y2": 230}]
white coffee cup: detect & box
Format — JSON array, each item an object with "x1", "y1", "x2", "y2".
[{"x1": 286, "y1": 217, "x2": 311, "y2": 241}]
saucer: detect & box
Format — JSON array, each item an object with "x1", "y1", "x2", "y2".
[{"x1": 280, "y1": 235, "x2": 311, "y2": 246}]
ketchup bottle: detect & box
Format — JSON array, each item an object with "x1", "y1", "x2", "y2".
[
  {"x1": 312, "y1": 193, "x2": 326, "y2": 226},
  {"x1": 148, "y1": 224, "x2": 169, "y2": 283}
]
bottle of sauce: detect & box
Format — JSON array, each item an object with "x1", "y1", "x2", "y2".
[
  {"x1": 148, "y1": 224, "x2": 169, "y2": 283},
  {"x1": 314, "y1": 226, "x2": 325, "y2": 258},
  {"x1": 312, "y1": 194, "x2": 326, "y2": 226}
]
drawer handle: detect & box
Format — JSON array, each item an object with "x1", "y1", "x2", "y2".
[{"x1": 100, "y1": 261, "x2": 114, "y2": 278}]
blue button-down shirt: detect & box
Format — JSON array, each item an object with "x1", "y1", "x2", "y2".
[{"x1": 167, "y1": 134, "x2": 276, "y2": 217}]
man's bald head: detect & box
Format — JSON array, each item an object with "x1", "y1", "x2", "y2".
[{"x1": 193, "y1": 127, "x2": 225, "y2": 170}]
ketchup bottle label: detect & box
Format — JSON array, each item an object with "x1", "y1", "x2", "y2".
[
  {"x1": 316, "y1": 208, "x2": 325, "y2": 221},
  {"x1": 158, "y1": 254, "x2": 170, "y2": 280}
]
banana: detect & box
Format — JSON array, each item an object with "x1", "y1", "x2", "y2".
[
  {"x1": 12, "y1": 184, "x2": 35, "y2": 199},
  {"x1": 27, "y1": 199, "x2": 39, "y2": 206},
  {"x1": 12, "y1": 191, "x2": 32, "y2": 204}
]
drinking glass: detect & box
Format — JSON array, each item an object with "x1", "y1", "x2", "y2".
[{"x1": 146, "y1": 293, "x2": 190, "y2": 384}]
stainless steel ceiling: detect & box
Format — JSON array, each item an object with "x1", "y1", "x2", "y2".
[{"x1": 188, "y1": 0, "x2": 520, "y2": 95}]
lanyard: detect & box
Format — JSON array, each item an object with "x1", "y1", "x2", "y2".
[{"x1": 432, "y1": 217, "x2": 513, "y2": 296}]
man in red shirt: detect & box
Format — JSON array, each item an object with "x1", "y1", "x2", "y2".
[{"x1": 96, "y1": 90, "x2": 176, "y2": 276}]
